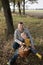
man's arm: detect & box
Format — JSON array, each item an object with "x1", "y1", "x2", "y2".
[{"x1": 14, "y1": 30, "x2": 23, "y2": 46}]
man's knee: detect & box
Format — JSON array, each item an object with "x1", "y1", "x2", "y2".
[{"x1": 13, "y1": 42, "x2": 20, "y2": 50}]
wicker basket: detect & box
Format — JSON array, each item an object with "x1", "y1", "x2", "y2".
[{"x1": 18, "y1": 46, "x2": 30, "y2": 57}]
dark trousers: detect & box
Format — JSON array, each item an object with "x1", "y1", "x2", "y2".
[
  {"x1": 10, "y1": 42, "x2": 20, "y2": 65},
  {"x1": 13, "y1": 42, "x2": 20, "y2": 50}
]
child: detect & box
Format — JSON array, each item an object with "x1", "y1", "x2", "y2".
[
  {"x1": 20, "y1": 32, "x2": 42, "y2": 59},
  {"x1": 21, "y1": 32, "x2": 31, "y2": 47}
]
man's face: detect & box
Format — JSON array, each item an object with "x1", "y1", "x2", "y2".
[{"x1": 18, "y1": 23, "x2": 24, "y2": 32}]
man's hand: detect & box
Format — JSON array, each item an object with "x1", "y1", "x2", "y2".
[
  {"x1": 20, "y1": 42, "x2": 23, "y2": 46},
  {"x1": 20, "y1": 42, "x2": 25, "y2": 46},
  {"x1": 23, "y1": 43, "x2": 25, "y2": 45}
]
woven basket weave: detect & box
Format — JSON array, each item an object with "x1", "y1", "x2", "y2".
[{"x1": 18, "y1": 46, "x2": 30, "y2": 57}]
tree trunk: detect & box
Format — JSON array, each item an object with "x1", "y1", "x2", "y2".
[
  {"x1": 13, "y1": 0, "x2": 15, "y2": 13},
  {"x1": 0, "y1": 1, "x2": 2, "y2": 10},
  {"x1": 17, "y1": 1, "x2": 21, "y2": 15},
  {"x1": 1, "y1": 0, "x2": 14, "y2": 35},
  {"x1": 23, "y1": 0, "x2": 25, "y2": 15}
]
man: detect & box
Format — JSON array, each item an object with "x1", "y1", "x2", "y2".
[{"x1": 8, "y1": 22, "x2": 34, "y2": 65}]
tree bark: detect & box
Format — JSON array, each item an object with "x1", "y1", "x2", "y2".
[
  {"x1": 17, "y1": 1, "x2": 21, "y2": 15},
  {"x1": 1, "y1": 0, "x2": 14, "y2": 35},
  {"x1": 23, "y1": 0, "x2": 25, "y2": 15},
  {"x1": 13, "y1": 0, "x2": 15, "y2": 13}
]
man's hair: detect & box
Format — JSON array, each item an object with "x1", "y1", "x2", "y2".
[{"x1": 18, "y1": 22, "x2": 23, "y2": 24}]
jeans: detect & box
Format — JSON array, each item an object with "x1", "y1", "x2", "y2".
[
  {"x1": 10, "y1": 42, "x2": 20, "y2": 65},
  {"x1": 13, "y1": 42, "x2": 20, "y2": 50}
]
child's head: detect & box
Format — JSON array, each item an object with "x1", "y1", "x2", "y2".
[{"x1": 21, "y1": 32, "x2": 27, "y2": 39}]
